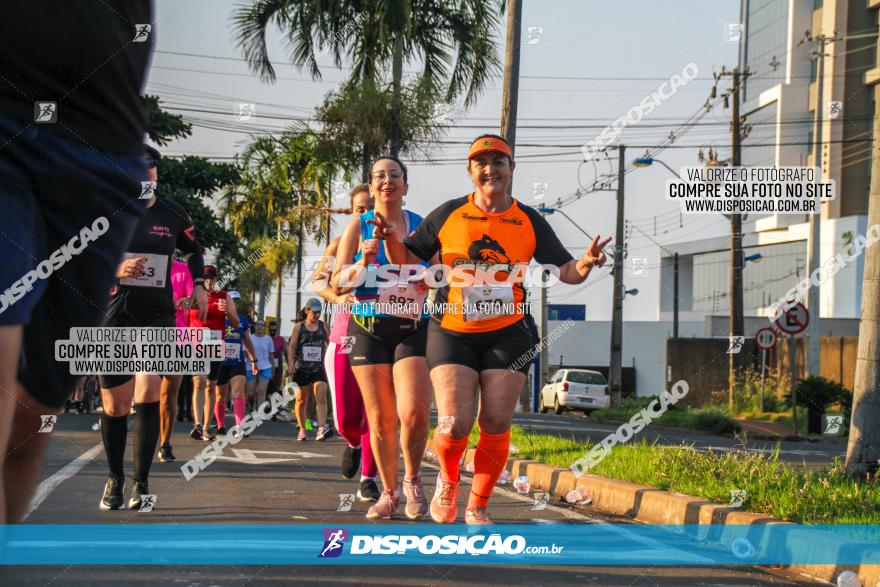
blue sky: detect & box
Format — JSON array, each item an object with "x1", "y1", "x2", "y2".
[{"x1": 147, "y1": 0, "x2": 740, "y2": 321}]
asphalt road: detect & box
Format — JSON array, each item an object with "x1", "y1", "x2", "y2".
[
  {"x1": 2, "y1": 413, "x2": 827, "y2": 586},
  {"x1": 509, "y1": 411, "x2": 846, "y2": 469}
]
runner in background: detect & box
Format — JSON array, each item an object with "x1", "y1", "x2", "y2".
[
  {"x1": 377, "y1": 134, "x2": 609, "y2": 524},
  {"x1": 216, "y1": 290, "x2": 257, "y2": 440},
  {"x1": 246, "y1": 319, "x2": 275, "y2": 414},
  {"x1": 189, "y1": 265, "x2": 240, "y2": 440},
  {"x1": 0, "y1": 1, "x2": 153, "y2": 524},
  {"x1": 98, "y1": 145, "x2": 208, "y2": 511},
  {"x1": 331, "y1": 156, "x2": 434, "y2": 520},
  {"x1": 267, "y1": 320, "x2": 286, "y2": 414},
  {"x1": 157, "y1": 259, "x2": 192, "y2": 462},
  {"x1": 287, "y1": 299, "x2": 331, "y2": 441},
  {"x1": 311, "y1": 184, "x2": 380, "y2": 501}
]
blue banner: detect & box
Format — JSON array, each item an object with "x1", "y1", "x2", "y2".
[{"x1": 1, "y1": 524, "x2": 878, "y2": 565}]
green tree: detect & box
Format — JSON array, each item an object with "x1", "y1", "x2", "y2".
[
  {"x1": 145, "y1": 95, "x2": 242, "y2": 274},
  {"x1": 233, "y1": 0, "x2": 501, "y2": 155},
  {"x1": 224, "y1": 129, "x2": 336, "y2": 318}
]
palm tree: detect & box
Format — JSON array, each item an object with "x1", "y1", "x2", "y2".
[
  {"x1": 223, "y1": 130, "x2": 333, "y2": 318},
  {"x1": 233, "y1": 0, "x2": 501, "y2": 155}
]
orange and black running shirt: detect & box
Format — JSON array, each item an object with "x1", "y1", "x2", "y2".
[{"x1": 404, "y1": 193, "x2": 574, "y2": 333}]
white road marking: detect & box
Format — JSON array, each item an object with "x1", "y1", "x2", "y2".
[
  {"x1": 24, "y1": 442, "x2": 104, "y2": 520},
  {"x1": 212, "y1": 448, "x2": 328, "y2": 465}
]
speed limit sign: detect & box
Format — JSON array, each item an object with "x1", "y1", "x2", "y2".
[{"x1": 755, "y1": 327, "x2": 776, "y2": 350}]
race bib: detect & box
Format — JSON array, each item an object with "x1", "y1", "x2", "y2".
[
  {"x1": 119, "y1": 252, "x2": 168, "y2": 288},
  {"x1": 224, "y1": 342, "x2": 241, "y2": 360},
  {"x1": 273, "y1": 357, "x2": 279, "y2": 368},
  {"x1": 461, "y1": 285, "x2": 515, "y2": 322},
  {"x1": 376, "y1": 281, "x2": 427, "y2": 320},
  {"x1": 303, "y1": 345, "x2": 322, "y2": 362}
]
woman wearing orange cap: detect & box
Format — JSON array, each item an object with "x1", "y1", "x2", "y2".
[{"x1": 375, "y1": 134, "x2": 610, "y2": 525}]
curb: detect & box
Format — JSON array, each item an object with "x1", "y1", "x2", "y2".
[{"x1": 427, "y1": 439, "x2": 878, "y2": 586}]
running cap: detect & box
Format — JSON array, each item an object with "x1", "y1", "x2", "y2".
[
  {"x1": 467, "y1": 136, "x2": 513, "y2": 160},
  {"x1": 304, "y1": 297, "x2": 322, "y2": 311},
  {"x1": 144, "y1": 144, "x2": 161, "y2": 161},
  {"x1": 204, "y1": 265, "x2": 217, "y2": 278},
  {"x1": 227, "y1": 290, "x2": 240, "y2": 299}
]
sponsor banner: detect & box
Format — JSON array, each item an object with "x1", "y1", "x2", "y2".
[{"x1": 1, "y1": 525, "x2": 878, "y2": 565}]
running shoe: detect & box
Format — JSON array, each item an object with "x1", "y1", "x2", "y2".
[
  {"x1": 315, "y1": 426, "x2": 333, "y2": 441},
  {"x1": 297, "y1": 428, "x2": 307, "y2": 442},
  {"x1": 430, "y1": 473, "x2": 459, "y2": 524},
  {"x1": 99, "y1": 474, "x2": 125, "y2": 511},
  {"x1": 365, "y1": 489, "x2": 399, "y2": 520},
  {"x1": 464, "y1": 506, "x2": 494, "y2": 526},
  {"x1": 341, "y1": 445, "x2": 362, "y2": 479},
  {"x1": 128, "y1": 480, "x2": 150, "y2": 510},
  {"x1": 189, "y1": 425, "x2": 202, "y2": 440},
  {"x1": 217, "y1": 427, "x2": 227, "y2": 435},
  {"x1": 157, "y1": 444, "x2": 175, "y2": 463},
  {"x1": 403, "y1": 475, "x2": 429, "y2": 519},
  {"x1": 200, "y1": 429, "x2": 215, "y2": 441},
  {"x1": 357, "y1": 478, "x2": 380, "y2": 502}
]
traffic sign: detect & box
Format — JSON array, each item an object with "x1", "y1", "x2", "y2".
[
  {"x1": 755, "y1": 328, "x2": 777, "y2": 350},
  {"x1": 773, "y1": 302, "x2": 809, "y2": 335}
]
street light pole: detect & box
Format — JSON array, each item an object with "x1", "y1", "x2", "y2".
[{"x1": 609, "y1": 145, "x2": 626, "y2": 404}]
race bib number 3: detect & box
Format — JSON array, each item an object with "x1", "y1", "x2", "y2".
[
  {"x1": 119, "y1": 252, "x2": 168, "y2": 288},
  {"x1": 303, "y1": 345, "x2": 322, "y2": 362},
  {"x1": 462, "y1": 285, "x2": 515, "y2": 322}
]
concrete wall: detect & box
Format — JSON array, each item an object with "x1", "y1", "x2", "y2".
[{"x1": 545, "y1": 319, "x2": 704, "y2": 397}]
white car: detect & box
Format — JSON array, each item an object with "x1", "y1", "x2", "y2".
[{"x1": 539, "y1": 369, "x2": 610, "y2": 415}]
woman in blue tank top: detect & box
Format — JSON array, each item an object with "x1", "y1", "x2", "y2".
[{"x1": 331, "y1": 155, "x2": 437, "y2": 521}]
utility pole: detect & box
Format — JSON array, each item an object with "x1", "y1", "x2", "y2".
[
  {"x1": 295, "y1": 190, "x2": 303, "y2": 313},
  {"x1": 845, "y1": 30, "x2": 880, "y2": 476},
  {"x1": 673, "y1": 252, "x2": 679, "y2": 338},
  {"x1": 806, "y1": 33, "x2": 829, "y2": 377},
  {"x1": 540, "y1": 269, "x2": 549, "y2": 403},
  {"x1": 609, "y1": 145, "x2": 626, "y2": 404},
  {"x1": 716, "y1": 67, "x2": 747, "y2": 411},
  {"x1": 500, "y1": 0, "x2": 522, "y2": 163}
]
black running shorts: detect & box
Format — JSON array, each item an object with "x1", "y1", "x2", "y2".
[
  {"x1": 425, "y1": 316, "x2": 537, "y2": 374},
  {"x1": 346, "y1": 316, "x2": 428, "y2": 367},
  {"x1": 216, "y1": 362, "x2": 246, "y2": 386},
  {"x1": 97, "y1": 300, "x2": 175, "y2": 389}
]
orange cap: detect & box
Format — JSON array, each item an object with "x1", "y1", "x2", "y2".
[{"x1": 467, "y1": 136, "x2": 513, "y2": 160}]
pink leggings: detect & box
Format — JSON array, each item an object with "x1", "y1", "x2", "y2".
[{"x1": 325, "y1": 342, "x2": 377, "y2": 479}]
